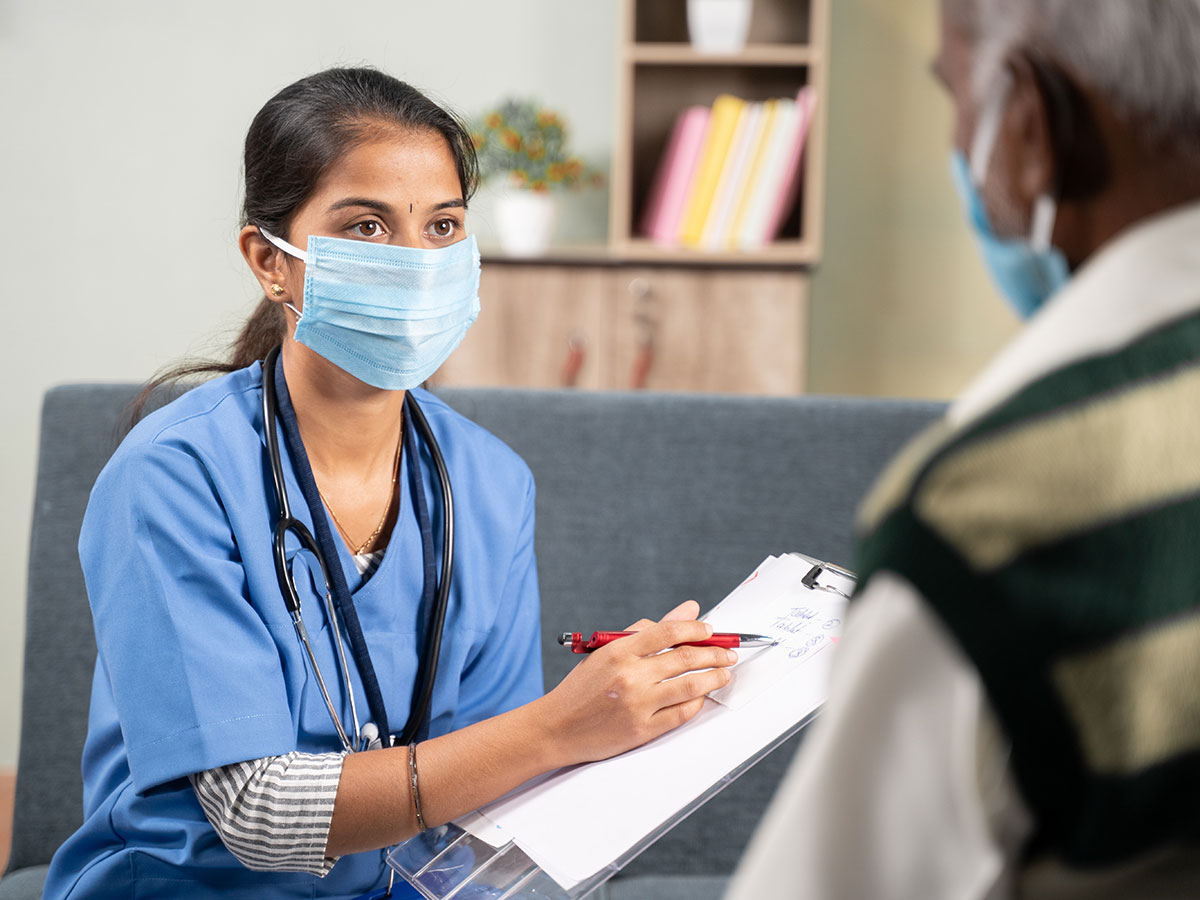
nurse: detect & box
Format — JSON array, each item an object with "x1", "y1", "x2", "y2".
[{"x1": 42, "y1": 67, "x2": 735, "y2": 899}]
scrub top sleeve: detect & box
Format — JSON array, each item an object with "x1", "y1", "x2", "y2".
[
  {"x1": 454, "y1": 476, "x2": 544, "y2": 727},
  {"x1": 82, "y1": 440, "x2": 296, "y2": 794}
]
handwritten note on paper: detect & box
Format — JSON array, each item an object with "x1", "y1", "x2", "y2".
[{"x1": 705, "y1": 554, "x2": 848, "y2": 710}]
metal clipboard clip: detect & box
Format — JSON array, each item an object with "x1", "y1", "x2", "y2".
[{"x1": 792, "y1": 553, "x2": 857, "y2": 600}]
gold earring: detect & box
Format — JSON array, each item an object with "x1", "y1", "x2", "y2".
[{"x1": 269, "y1": 284, "x2": 285, "y2": 297}]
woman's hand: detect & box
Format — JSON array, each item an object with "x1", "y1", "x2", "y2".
[
  {"x1": 536, "y1": 601, "x2": 736, "y2": 768},
  {"x1": 331, "y1": 598, "x2": 735, "y2": 855}
]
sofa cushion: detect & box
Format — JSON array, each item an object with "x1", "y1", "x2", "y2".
[
  {"x1": 599, "y1": 874, "x2": 729, "y2": 900},
  {"x1": 0, "y1": 865, "x2": 48, "y2": 900}
]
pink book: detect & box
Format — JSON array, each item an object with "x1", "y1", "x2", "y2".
[
  {"x1": 763, "y1": 87, "x2": 817, "y2": 242},
  {"x1": 639, "y1": 105, "x2": 711, "y2": 245}
]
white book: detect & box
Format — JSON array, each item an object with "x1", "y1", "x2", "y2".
[{"x1": 736, "y1": 99, "x2": 798, "y2": 249}]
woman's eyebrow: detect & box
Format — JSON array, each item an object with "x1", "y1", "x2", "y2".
[
  {"x1": 327, "y1": 197, "x2": 394, "y2": 214},
  {"x1": 430, "y1": 199, "x2": 466, "y2": 212}
]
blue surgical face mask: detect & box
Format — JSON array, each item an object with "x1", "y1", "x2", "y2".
[
  {"x1": 261, "y1": 229, "x2": 481, "y2": 390},
  {"x1": 950, "y1": 76, "x2": 1070, "y2": 319}
]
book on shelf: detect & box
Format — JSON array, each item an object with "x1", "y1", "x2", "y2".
[
  {"x1": 726, "y1": 98, "x2": 780, "y2": 249},
  {"x1": 736, "y1": 98, "x2": 796, "y2": 248},
  {"x1": 637, "y1": 87, "x2": 818, "y2": 252},
  {"x1": 638, "y1": 105, "x2": 710, "y2": 245},
  {"x1": 752, "y1": 87, "x2": 818, "y2": 248},
  {"x1": 677, "y1": 93, "x2": 745, "y2": 247}
]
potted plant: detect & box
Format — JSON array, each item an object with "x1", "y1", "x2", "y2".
[
  {"x1": 687, "y1": 0, "x2": 753, "y2": 54},
  {"x1": 471, "y1": 99, "x2": 603, "y2": 256}
]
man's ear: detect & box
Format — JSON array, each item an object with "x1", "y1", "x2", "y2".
[
  {"x1": 1002, "y1": 52, "x2": 1058, "y2": 206},
  {"x1": 239, "y1": 225, "x2": 295, "y2": 305}
]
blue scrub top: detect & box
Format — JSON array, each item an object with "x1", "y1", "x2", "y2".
[{"x1": 43, "y1": 362, "x2": 544, "y2": 900}]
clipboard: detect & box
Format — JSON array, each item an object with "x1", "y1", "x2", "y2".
[{"x1": 387, "y1": 553, "x2": 855, "y2": 900}]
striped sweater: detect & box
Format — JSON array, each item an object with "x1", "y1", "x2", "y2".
[{"x1": 854, "y1": 308, "x2": 1200, "y2": 865}]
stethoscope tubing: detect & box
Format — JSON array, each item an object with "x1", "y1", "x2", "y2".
[
  {"x1": 264, "y1": 351, "x2": 363, "y2": 751},
  {"x1": 396, "y1": 394, "x2": 453, "y2": 747},
  {"x1": 262, "y1": 345, "x2": 452, "y2": 752}
]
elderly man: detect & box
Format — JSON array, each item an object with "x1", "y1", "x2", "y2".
[{"x1": 726, "y1": 2, "x2": 1200, "y2": 898}]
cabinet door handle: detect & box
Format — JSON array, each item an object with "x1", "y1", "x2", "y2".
[
  {"x1": 630, "y1": 339, "x2": 655, "y2": 390},
  {"x1": 561, "y1": 332, "x2": 586, "y2": 388},
  {"x1": 628, "y1": 277, "x2": 656, "y2": 390}
]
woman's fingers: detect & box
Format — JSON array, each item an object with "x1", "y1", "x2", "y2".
[
  {"x1": 651, "y1": 695, "x2": 710, "y2": 732},
  {"x1": 659, "y1": 599, "x2": 700, "y2": 622},
  {"x1": 652, "y1": 663, "x2": 733, "y2": 707},
  {"x1": 646, "y1": 643, "x2": 738, "y2": 683},
  {"x1": 645, "y1": 670, "x2": 730, "y2": 736},
  {"x1": 615, "y1": 619, "x2": 714, "y2": 657},
  {"x1": 623, "y1": 599, "x2": 701, "y2": 632}
]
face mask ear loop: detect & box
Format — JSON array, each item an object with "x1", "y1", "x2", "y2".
[
  {"x1": 258, "y1": 227, "x2": 309, "y2": 263},
  {"x1": 969, "y1": 70, "x2": 1014, "y2": 187},
  {"x1": 1030, "y1": 194, "x2": 1058, "y2": 253},
  {"x1": 259, "y1": 228, "x2": 307, "y2": 319}
]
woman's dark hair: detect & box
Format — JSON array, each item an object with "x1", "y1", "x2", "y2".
[{"x1": 129, "y1": 67, "x2": 479, "y2": 423}]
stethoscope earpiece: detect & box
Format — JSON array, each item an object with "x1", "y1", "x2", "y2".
[{"x1": 360, "y1": 721, "x2": 381, "y2": 752}]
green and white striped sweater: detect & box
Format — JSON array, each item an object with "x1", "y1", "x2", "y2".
[{"x1": 855, "y1": 309, "x2": 1200, "y2": 865}]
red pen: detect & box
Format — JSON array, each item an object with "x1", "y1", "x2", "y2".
[{"x1": 558, "y1": 630, "x2": 777, "y2": 654}]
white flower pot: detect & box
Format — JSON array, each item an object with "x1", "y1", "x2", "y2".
[
  {"x1": 687, "y1": 0, "x2": 753, "y2": 54},
  {"x1": 495, "y1": 189, "x2": 557, "y2": 258}
]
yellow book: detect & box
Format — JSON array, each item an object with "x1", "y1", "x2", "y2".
[
  {"x1": 677, "y1": 94, "x2": 746, "y2": 247},
  {"x1": 725, "y1": 98, "x2": 779, "y2": 248}
]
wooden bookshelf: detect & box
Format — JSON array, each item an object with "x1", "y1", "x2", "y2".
[
  {"x1": 609, "y1": 0, "x2": 830, "y2": 266},
  {"x1": 434, "y1": 0, "x2": 828, "y2": 395}
]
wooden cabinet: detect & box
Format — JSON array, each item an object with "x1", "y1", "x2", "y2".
[
  {"x1": 613, "y1": 267, "x2": 806, "y2": 393},
  {"x1": 431, "y1": 263, "x2": 807, "y2": 395}
]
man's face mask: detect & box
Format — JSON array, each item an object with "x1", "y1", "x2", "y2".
[{"x1": 950, "y1": 72, "x2": 1070, "y2": 319}]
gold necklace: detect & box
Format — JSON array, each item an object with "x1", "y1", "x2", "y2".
[{"x1": 318, "y1": 435, "x2": 403, "y2": 555}]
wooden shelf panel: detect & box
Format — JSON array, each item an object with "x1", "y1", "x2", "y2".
[
  {"x1": 629, "y1": 43, "x2": 819, "y2": 67},
  {"x1": 479, "y1": 240, "x2": 815, "y2": 269},
  {"x1": 619, "y1": 238, "x2": 816, "y2": 266}
]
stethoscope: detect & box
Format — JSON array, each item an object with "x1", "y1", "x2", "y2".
[{"x1": 261, "y1": 346, "x2": 454, "y2": 753}]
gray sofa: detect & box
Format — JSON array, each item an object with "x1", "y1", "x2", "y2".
[{"x1": 3, "y1": 384, "x2": 944, "y2": 900}]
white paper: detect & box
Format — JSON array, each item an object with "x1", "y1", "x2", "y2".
[
  {"x1": 706, "y1": 554, "x2": 848, "y2": 709},
  {"x1": 456, "y1": 553, "x2": 845, "y2": 890}
]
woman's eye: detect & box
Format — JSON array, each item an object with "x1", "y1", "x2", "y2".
[
  {"x1": 430, "y1": 218, "x2": 458, "y2": 239},
  {"x1": 353, "y1": 221, "x2": 383, "y2": 238}
]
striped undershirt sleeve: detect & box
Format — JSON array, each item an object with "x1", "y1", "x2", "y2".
[{"x1": 189, "y1": 751, "x2": 346, "y2": 876}]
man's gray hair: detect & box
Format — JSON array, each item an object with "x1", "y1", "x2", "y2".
[{"x1": 946, "y1": 0, "x2": 1200, "y2": 153}]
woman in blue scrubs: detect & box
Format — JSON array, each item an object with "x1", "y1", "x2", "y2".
[{"x1": 42, "y1": 67, "x2": 735, "y2": 899}]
